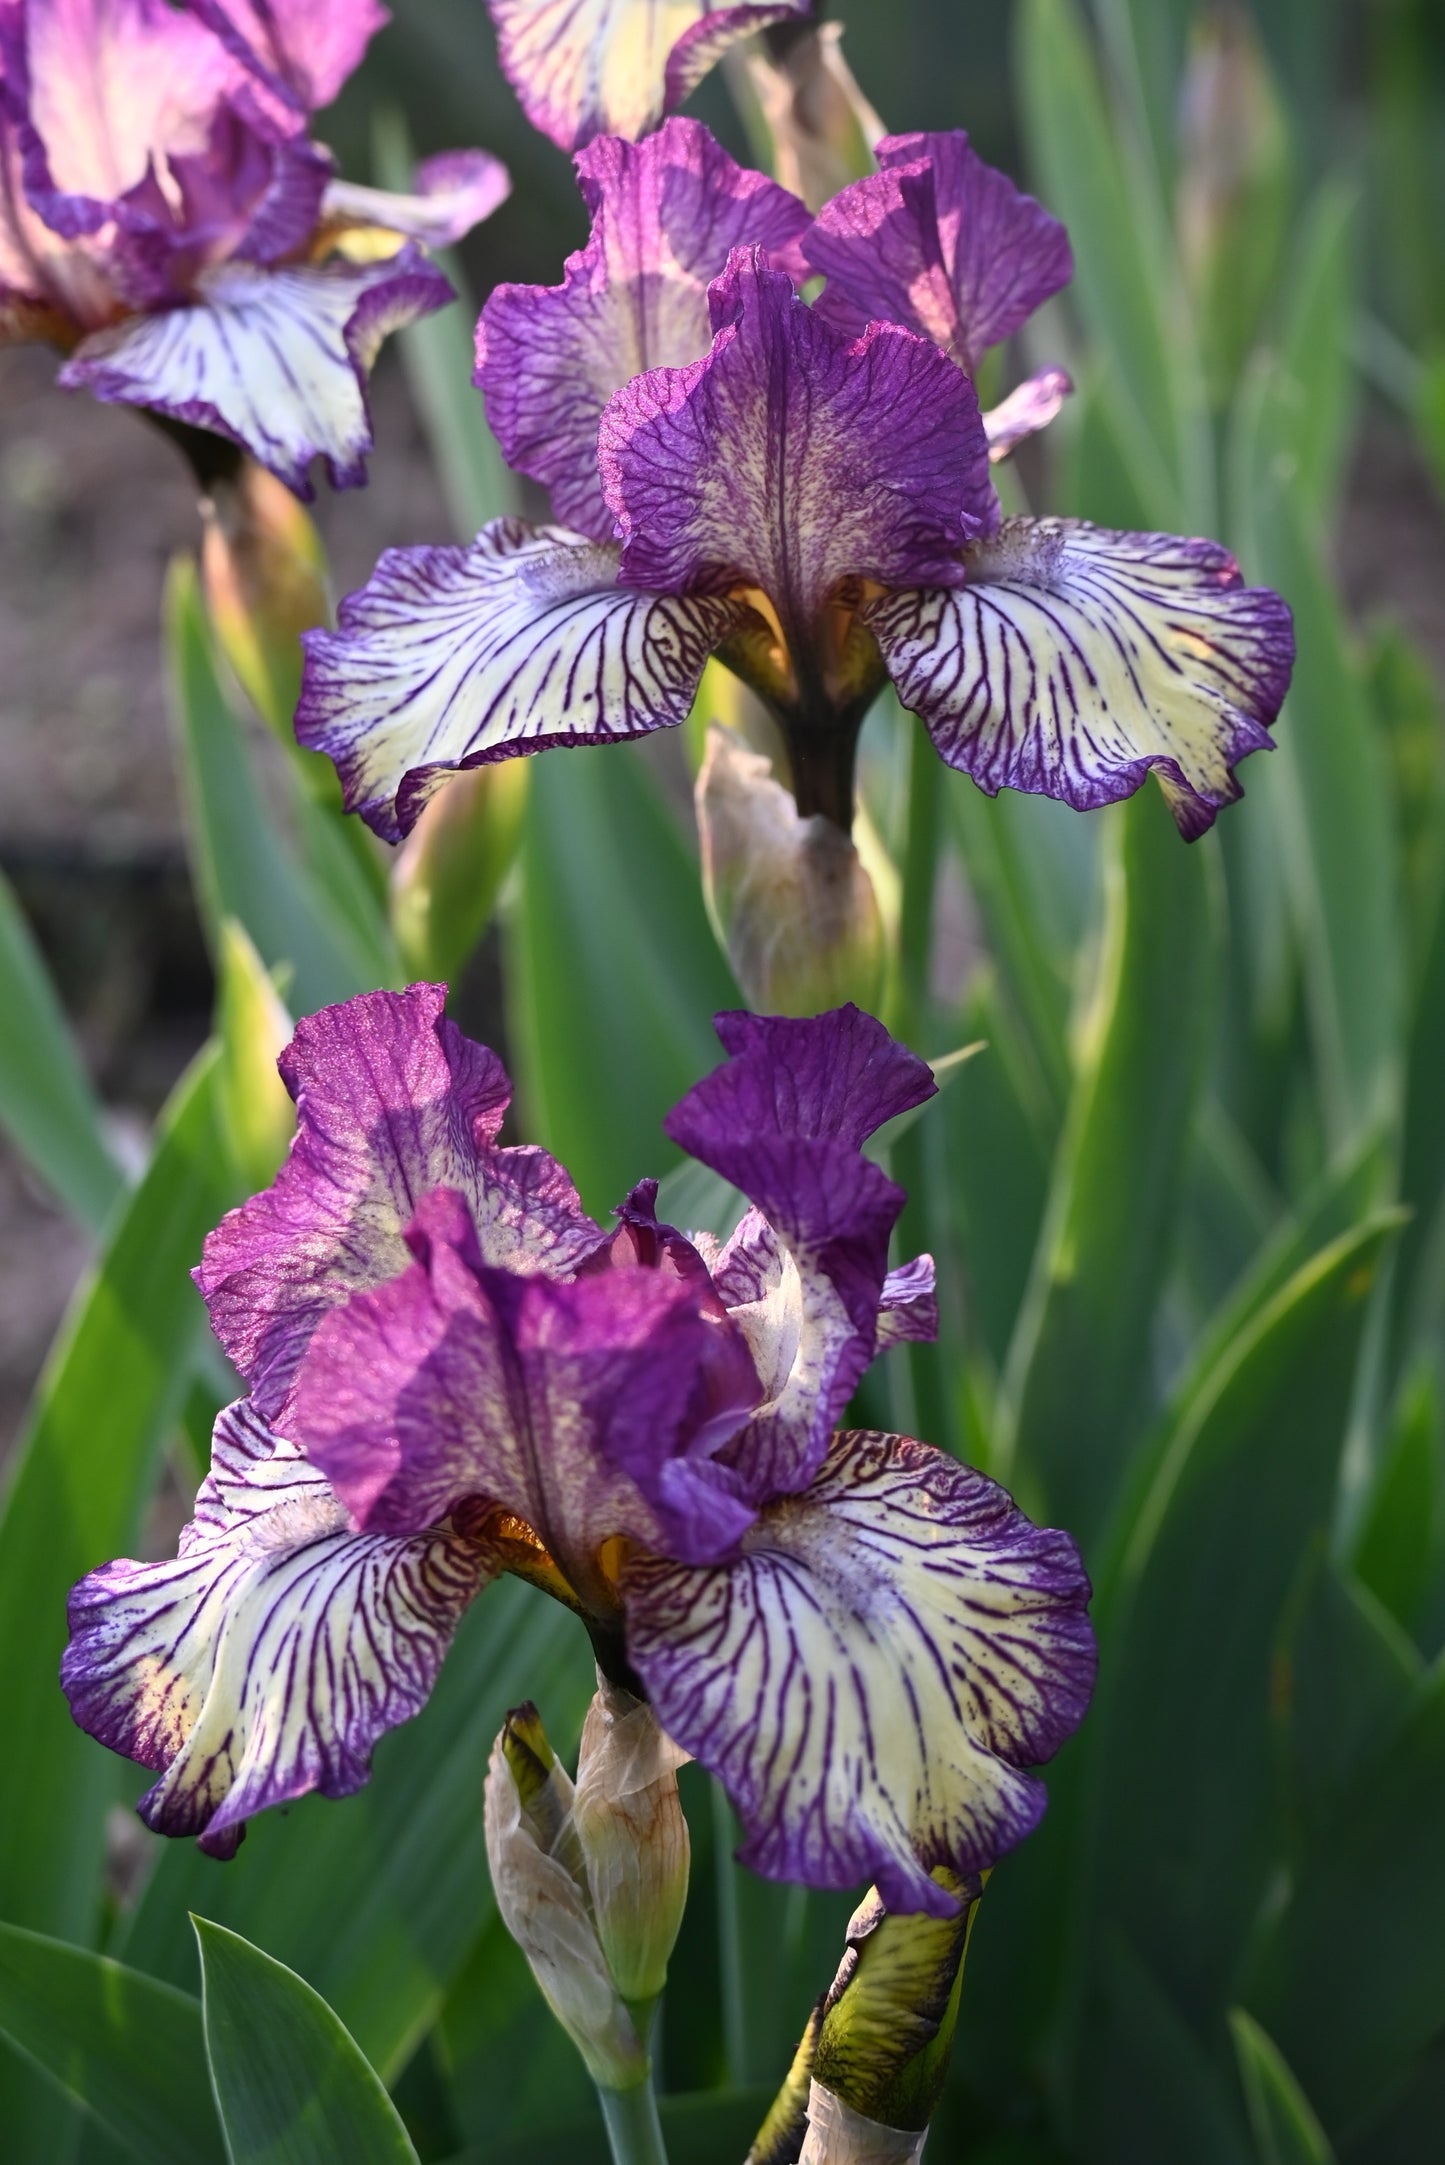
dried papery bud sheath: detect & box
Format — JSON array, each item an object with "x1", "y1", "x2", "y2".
[
  {"x1": 484, "y1": 1713, "x2": 646, "y2": 2091},
  {"x1": 798, "y1": 2086, "x2": 926, "y2": 2163},
  {"x1": 389, "y1": 761, "x2": 531, "y2": 984},
  {"x1": 697, "y1": 726, "x2": 886, "y2": 1017},
  {"x1": 571, "y1": 1673, "x2": 691, "y2": 2013},
  {"x1": 732, "y1": 22, "x2": 886, "y2": 212},
  {"x1": 200, "y1": 460, "x2": 331, "y2": 741}
]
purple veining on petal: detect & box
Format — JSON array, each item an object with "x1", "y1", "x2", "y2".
[
  {"x1": 476, "y1": 118, "x2": 808, "y2": 543},
  {"x1": 58, "y1": 244, "x2": 454, "y2": 496},
  {"x1": 290, "y1": 1194, "x2": 762, "y2": 1582},
  {"x1": 487, "y1": 0, "x2": 808, "y2": 152},
  {"x1": 876, "y1": 1253, "x2": 938, "y2": 1349},
  {"x1": 664, "y1": 1006, "x2": 936, "y2": 1497},
  {"x1": 61, "y1": 1397, "x2": 492, "y2": 1856},
  {"x1": 196, "y1": 983, "x2": 601, "y2": 1418},
  {"x1": 321, "y1": 146, "x2": 511, "y2": 250},
  {"x1": 297, "y1": 519, "x2": 750, "y2": 840},
  {"x1": 869, "y1": 517, "x2": 1296, "y2": 838},
  {"x1": 624, "y1": 1427, "x2": 1096, "y2": 1912},
  {"x1": 805, "y1": 130, "x2": 1073, "y2": 373},
  {"x1": 599, "y1": 248, "x2": 995, "y2": 637},
  {"x1": 187, "y1": 0, "x2": 387, "y2": 121}
]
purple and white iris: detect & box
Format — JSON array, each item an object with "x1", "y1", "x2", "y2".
[
  {"x1": 0, "y1": 0, "x2": 509, "y2": 494},
  {"x1": 298, "y1": 114, "x2": 1294, "y2": 840},
  {"x1": 62, "y1": 986, "x2": 1093, "y2": 1915}
]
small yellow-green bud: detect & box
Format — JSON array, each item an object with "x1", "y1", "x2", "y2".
[
  {"x1": 389, "y1": 760, "x2": 530, "y2": 984},
  {"x1": 697, "y1": 725, "x2": 886, "y2": 1017},
  {"x1": 214, "y1": 919, "x2": 294, "y2": 1192},
  {"x1": 199, "y1": 458, "x2": 329, "y2": 740},
  {"x1": 570, "y1": 1674, "x2": 691, "y2": 2011}
]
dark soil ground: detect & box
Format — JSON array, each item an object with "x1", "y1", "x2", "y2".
[{"x1": 1, "y1": 345, "x2": 1443, "y2": 1457}]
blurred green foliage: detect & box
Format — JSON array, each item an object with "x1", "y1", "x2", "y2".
[{"x1": 1, "y1": 2, "x2": 1444, "y2": 2162}]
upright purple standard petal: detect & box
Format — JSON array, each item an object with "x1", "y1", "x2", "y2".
[
  {"x1": 297, "y1": 520, "x2": 750, "y2": 840},
  {"x1": 476, "y1": 119, "x2": 809, "y2": 542},
  {"x1": 601, "y1": 248, "x2": 994, "y2": 641},
  {"x1": 624, "y1": 1429, "x2": 1095, "y2": 1913},
  {"x1": 868, "y1": 518, "x2": 1296, "y2": 838},
  {"x1": 188, "y1": 0, "x2": 387, "y2": 120},
  {"x1": 197, "y1": 984, "x2": 601, "y2": 1416},
  {"x1": 665, "y1": 1007, "x2": 936, "y2": 1496},
  {"x1": 487, "y1": 0, "x2": 808, "y2": 152},
  {"x1": 291, "y1": 1193, "x2": 762, "y2": 1592},
  {"x1": 61, "y1": 1398, "x2": 494, "y2": 1856},
  {"x1": 58, "y1": 246, "x2": 454, "y2": 495},
  {"x1": 805, "y1": 131, "x2": 1073, "y2": 373}
]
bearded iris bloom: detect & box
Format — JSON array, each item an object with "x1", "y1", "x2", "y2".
[
  {"x1": 298, "y1": 115, "x2": 1293, "y2": 842},
  {"x1": 0, "y1": 0, "x2": 509, "y2": 494},
  {"x1": 485, "y1": 0, "x2": 812, "y2": 152},
  {"x1": 62, "y1": 987, "x2": 1093, "y2": 1915}
]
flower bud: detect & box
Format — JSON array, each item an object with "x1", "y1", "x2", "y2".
[
  {"x1": 1177, "y1": 3, "x2": 1291, "y2": 403},
  {"x1": 749, "y1": 1870, "x2": 984, "y2": 2165},
  {"x1": 200, "y1": 458, "x2": 330, "y2": 741},
  {"x1": 215, "y1": 918, "x2": 295, "y2": 1192},
  {"x1": 484, "y1": 1707, "x2": 646, "y2": 2091},
  {"x1": 570, "y1": 1673, "x2": 691, "y2": 2010},
  {"x1": 697, "y1": 726, "x2": 886, "y2": 1017},
  {"x1": 389, "y1": 759, "x2": 530, "y2": 984},
  {"x1": 731, "y1": 23, "x2": 886, "y2": 212}
]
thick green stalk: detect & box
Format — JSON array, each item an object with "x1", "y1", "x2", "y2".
[{"x1": 597, "y1": 2075, "x2": 670, "y2": 2165}]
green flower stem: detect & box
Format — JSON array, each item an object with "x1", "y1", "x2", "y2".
[
  {"x1": 597, "y1": 2074, "x2": 670, "y2": 2165},
  {"x1": 895, "y1": 709, "x2": 942, "y2": 1048}
]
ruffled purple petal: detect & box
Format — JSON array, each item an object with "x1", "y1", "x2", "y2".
[
  {"x1": 806, "y1": 130, "x2": 1073, "y2": 373},
  {"x1": 187, "y1": 0, "x2": 386, "y2": 121},
  {"x1": 61, "y1": 1398, "x2": 493, "y2": 1857},
  {"x1": 869, "y1": 517, "x2": 1296, "y2": 839},
  {"x1": 321, "y1": 147, "x2": 511, "y2": 250},
  {"x1": 16, "y1": 0, "x2": 236, "y2": 239},
  {"x1": 624, "y1": 1428, "x2": 1096, "y2": 1911},
  {"x1": 600, "y1": 248, "x2": 995, "y2": 635},
  {"x1": 196, "y1": 984, "x2": 601, "y2": 1418},
  {"x1": 487, "y1": 0, "x2": 807, "y2": 152},
  {"x1": 876, "y1": 1254, "x2": 938, "y2": 1349},
  {"x1": 290, "y1": 1192, "x2": 762, "y2": 1581},
  {"x1": 665, "y1": 1007, "x2": 936, "y2": 1496},
  {"x1": 476, "y1": 118, "x2": 808, "y2": 543},
  {"x1": 57, "y1": 245, "x2": 453, "y2": 496},
  {"x1": 297, "y1": 519, "x2": 749, "y2": 841},
  {"x1": 983, "y1": 364, "x2": 1072, "y2": 462}
]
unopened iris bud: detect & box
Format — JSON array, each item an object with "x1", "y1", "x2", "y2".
[
  {"x1": 1177, "y1": 3, "x2": 1291, "y2": 402},
  {"x1": 697, "y1": 726, "x2": 886, "y2": 1017},
  {"x1": 750, "y1": 1870, "x2": 984, "y2": 2165},
  {"x1": 732, "y1": 22, "x2": 886, "y2": 212},
  {"x1": 570, "y1": 1674, "x2": 691, "y2": 2013},
  {"x1": 200, "y1": 460, "x2": 330, "y2": 741},
  {"x1": 389, "y1": 760, "x2": 530, "y2": 984},
  {"x1": 484, "y1": 1705, "x2": 646, "y2": 2092}
]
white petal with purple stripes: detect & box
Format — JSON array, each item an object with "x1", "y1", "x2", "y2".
[
  {"x1": 298, "y1": 520, "x2": 746, "y2": 840},
  {"x1": 57, "y1": 250, "x2": 451, "y2": 495},
  {"x1": 869, "y1": 518, "x2": 1295, "y2": 838},
  {"x1": 61, "y1": 1400, "x2": 493, "y2": 1856},
  {"x1": 624, "y1": 1429, "x2": 1095, "y2": 1913}
]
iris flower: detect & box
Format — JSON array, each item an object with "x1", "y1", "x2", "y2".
[
  {"x1": 0, "y1": 0, "x2": 509, "y2": 494},
  {"x1": 63, "y1": 987, "x2": 1093, "y2": 1915},
  {"x1": 299, "y1": 117, "x2": 1293, "y2": 840},
  {"x1": 486, "y1": 0, "x2": 813, "y2": 152}
]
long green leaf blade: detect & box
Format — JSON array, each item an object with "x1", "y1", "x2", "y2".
[
  {"x1": 195, "y1": 1919, "x2": 419, "y2": 2165},
  {"x1": 0, "y1": 1924, "x2": 220, "y2": 2165}
]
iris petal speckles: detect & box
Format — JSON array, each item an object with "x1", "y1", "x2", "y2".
[
  {"x1": 624, "y1": 1429, "x2": 1096, "y2": 1913},
  {"x1": 486, "y1": 0, "x2": 810, "y2": 151},
  {"x1": 61, "y1": 1398, "x2": 494, "y2": 1856},
  {"x1": 0, "y1": 0, "x2": 506, "y2": 489},
  {"x1": 868, "y1": 518, "x2": 1297, "y2": 838}
]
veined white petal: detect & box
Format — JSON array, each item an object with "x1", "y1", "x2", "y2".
[{"x1": 870, "y1": 517, "x2": 1294, "y2": 837}]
